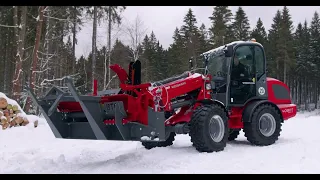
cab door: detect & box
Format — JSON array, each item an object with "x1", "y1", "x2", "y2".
[{"x1": 229, "y1": 43, "x2": 267, "y2": 106}]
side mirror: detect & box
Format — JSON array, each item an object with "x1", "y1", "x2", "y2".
[
  {"x1": 224, "y1": 45, "x2": 233, "y2": 57},
  {"x1": 189, "y1": 57, "x2": 193, "y2": 70}
]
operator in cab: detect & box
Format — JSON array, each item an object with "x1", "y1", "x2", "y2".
[
  {"x1": 230, "y1": 52, "x2": 251, "y2": 104},
  {"x1": 231, "y1": 52, "x2": 249, "y2": 80}
]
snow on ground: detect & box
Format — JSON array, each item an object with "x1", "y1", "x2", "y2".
[{"x1": 0, "y1": 110, "x2": 320, "y2": 174}]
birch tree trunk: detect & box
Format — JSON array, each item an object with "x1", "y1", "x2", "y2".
[
  {"x1": 106, "y1": 6, "x2": 112, "y2": 89},
  {"x1": 72, "y1": 6, "x2": 77, "y2": 74},
  {"x1": 91, "y1": 6, "x2": 97, "y2": 91}
]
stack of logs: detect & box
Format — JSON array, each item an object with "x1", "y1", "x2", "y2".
[{"x1": 0, "y1": 97, "x2": 38, "y2": 130}]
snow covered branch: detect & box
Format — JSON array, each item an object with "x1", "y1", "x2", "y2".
[
  {"x1": 0, "y1": 24, "x2": 19, "y2": 28},
  {"x1": 40, "y1": 73, "x2": 80, "y2": 86}
]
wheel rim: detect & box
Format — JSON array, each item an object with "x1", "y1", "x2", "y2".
[
  {"x1": 209, "y1": 115, "x2": 225, "y2": 142},
  {"x1": 258, "y1": 113, "x2": 276, "y2": 137}
]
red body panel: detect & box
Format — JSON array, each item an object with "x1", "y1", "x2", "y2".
[
  {"x1": 266, "y1": 77, "x2": 297, "y2": 120},
  {"x1": 267, "y1": 77, "x2": 291, "y2": 104},
  {"x1": 277, "y1": 104, "x2": 297, "y2": 120},
  {"x1": 149, "y1": 73, "x2": 205, "y2": 111},
  {"x1": 228, "y1": 107, "x2": 244, "y2": 129}
]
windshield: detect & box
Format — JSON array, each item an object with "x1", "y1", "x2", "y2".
[{"x1": 205, "y1": 52, "x2": 229, "y2": 78}]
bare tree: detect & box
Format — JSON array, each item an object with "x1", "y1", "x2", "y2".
[
  {"x1": 105, "y1": 6, "x2": 126, "y2": 89},
  {"x1": 91, "y1": 6, "x2": 98, "y2": 91},
  {"x1": 12, "y1": 6, "x2": 27, "y2": 101},
  {"x1": 123, "y1": 15, "x2": 147, "y2": 61},
  {"x1": 72, "y1": 6, "x2": 77, "y2": 74},
  {"x1": 26, "y1": 6, "x2": 45, "y2": 112}
]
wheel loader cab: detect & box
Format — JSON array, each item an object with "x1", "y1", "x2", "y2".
[
  {"x1": 229, "y1": 42, "x2": 268, "y2": 106},
  {"x1": 204, "y1": 41, "x2": 268, "y2": 107}
]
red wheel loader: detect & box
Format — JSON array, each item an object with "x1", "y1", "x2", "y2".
[{"x1": 27, "y1": 40, "x2": 297, "y2": 153}]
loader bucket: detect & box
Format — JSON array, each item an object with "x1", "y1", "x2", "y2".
[{"x1": 26, "y1": 77, "x2": 167, "y2": 142}]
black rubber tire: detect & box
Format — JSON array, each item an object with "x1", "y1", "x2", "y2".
[
  {"x1": 189, "y1": 104, "x2": 229, "y2": 153},
  {"x1": 243, "y1": 104, "x2": 282, "y2": 146},
  {"x1": 141, "y1": 132, "x2": 176, "y2": 150},
  {"x1": 228, "y1": 129, "x2": 241, "y2": 141}
]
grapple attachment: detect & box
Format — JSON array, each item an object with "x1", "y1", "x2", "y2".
[{"x1": 26, "y1": 62, "x2": 167, "y2": 142}]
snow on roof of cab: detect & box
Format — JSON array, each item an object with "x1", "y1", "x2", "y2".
[{"x1": 202, "y1": 41, "x2": 245, "y2": 56}]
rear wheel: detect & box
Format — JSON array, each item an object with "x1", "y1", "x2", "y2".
[
  {"x1": 189, "y1": 104, "x2": 228, "y2": 153},
  {"x1": 228, "y1": 129, "x2": 241, "y2": 141},
  {"x1": 141, "y1": 132, "x2": 176, "y2": 150},
  {"x1": 243, "y1": 104, "x2": 282, "y2": 146}
]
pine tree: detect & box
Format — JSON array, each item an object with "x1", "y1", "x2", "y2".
[
  {"x1": 141, "y1": 35, "x2": 152, "y2": 82},
  {"x1": 180, "y1": 8, "x2": 201, "y2": 69},
  {"x1": 279, "y1": 6, "x2": 294, "y2": 84},
  {"x1": 293, "y1": 22, "x2": 304, "y2": 104},
  {"x1": 180, "y1": 8, "x2": 198, "y2": 43},
  {"x1": 154, "y1": 41, "x2": 167, "y2": 81},
  {"x1": 149, "y1": 31, "x2": 159, "y2": 80},
  {"x1": 167, "y1": 27, "x2": 186, "y2": 76},
  {"x1": 208, "y1": 6, "x2": 233, "y2": 47},
  {"x1": 309, "y1": 11, "x2": 320, "y2": 75},
  {"x1": 75, "y1": 55, "x2": 89, "y2": 94},
  {"x1": 309, "y1": 11, "x2": 320, "y2": 106},
  {"x1": 251, "y1": 18, "x2": 268, "y2": 45},
  {"x1": 293, "y1": 21, "x2": 311, "y2": 105},
  {"x1": 232, "y1": 6, "x2": 251, "y2": 41},
  {"x1": 224, "y1": 24, "x2": 236, "y2": 44},
  {"x1": 268, "y1": 10, "x2": 282, "y2": 79},
  {"x1": 198, "y1": 23, "x2": 210, "y2": 52}
]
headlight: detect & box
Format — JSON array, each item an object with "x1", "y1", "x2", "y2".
[{"x1": 205, "y1": 83, "x2": 211, "y2": 90}]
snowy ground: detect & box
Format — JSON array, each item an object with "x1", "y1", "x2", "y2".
[{"x1": 0, "y1": 110, "x2": 320, "y2": 174}]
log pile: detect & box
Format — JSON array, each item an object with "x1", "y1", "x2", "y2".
[{"x1": 0, "y1": 97, "x2": 38, "y2": 130}]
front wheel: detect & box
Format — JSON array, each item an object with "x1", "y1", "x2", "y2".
[
  {"x1": 189, "y1": 104, "x2": 229, "y2": 153},
  {"x1": 243, "y1": 104, "x2": 282, "y2": 146}
]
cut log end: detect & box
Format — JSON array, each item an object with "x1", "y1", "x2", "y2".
[{"x1": 0, "y1": 98, "x2": 8, "y2": 109}]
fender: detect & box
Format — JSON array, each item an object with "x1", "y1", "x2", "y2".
[
  {"x1": 242, "y1": 100, "x2": 283, "y2": 122},
  {"x1": 197, "y1": 99, "x2": 228, "y2": 116}
]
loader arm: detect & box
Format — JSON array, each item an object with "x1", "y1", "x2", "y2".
[
  {"x1": 150, "y1": 73, "x2": 210, "y2": 112},
  {"x1": 109, "y1": 64, "x2": 129, "y2": 84}
]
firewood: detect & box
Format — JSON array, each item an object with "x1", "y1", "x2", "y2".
[
  {"x1": 5, "y1": 115, "x2": 11, "y2": 122},
  {"x1": 14, "y1": 116, "x2": 24, "y2": 125},
  {"x1": 2, "y1": 122, "x2": 9, "y2": 130},
  {"x1": 1, "y1": 116, "x2": 9, "y2": 130},
  {"x1": 9, "y1": 109, "x2": 14, "y2": 118},
  {"x1": 1, "y1": 116, "x2": 7, "y2": 125},
  {"x1": 6, "y1": 104, "x2": 12, "y2": 110},
  {"x1": 3, "y1": 109, "x2": 9, "y2": 117},
  {"x1": 12, "y1": 105, "x2": 19, "y2": 112},
  {"x1": 9, "y1": 119, "x2": 16, "y2": 127},
  {"x1": 22, "y1": 117, "x2": 29, "y2": 126},
  {"x1": 0, "y1": 98, "x2": 8, "y2": 109}
]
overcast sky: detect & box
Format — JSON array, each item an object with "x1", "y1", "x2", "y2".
[{"x1": 75, "y1": 6, "x2": 320, "y2": 58}]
